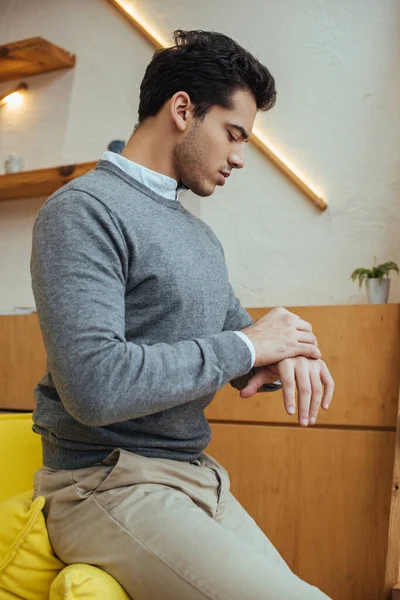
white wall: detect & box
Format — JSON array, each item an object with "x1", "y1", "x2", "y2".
[{"x1": 1, "y1": 0, "x2": 399, "y2": 311}]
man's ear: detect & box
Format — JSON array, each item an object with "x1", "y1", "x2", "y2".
[{"x1": 170, "y1": 91, "x2": 194, "y2": 132}]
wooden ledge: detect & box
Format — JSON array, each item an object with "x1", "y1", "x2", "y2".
[
  {"x1": 0, "y1": 37, "x2": 75, "y2": 83},
  {"x1": 0, "y1": 161, "x2": 97, "y2": 201}
]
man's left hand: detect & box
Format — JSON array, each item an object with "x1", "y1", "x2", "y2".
[{"x1": 239, "y1": 357, "x2": 334, "y2": 427}]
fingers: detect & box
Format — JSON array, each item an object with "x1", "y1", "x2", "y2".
[
  {"x1": 308, "y1": 364, "x2": 324, "y2": 425},
  {"x1": 296, "y1": 319, "x2": 313, "y2": 333},
  {"x1": 320, "y1": 361, "x2": 335, "y2": 410},
  {"x1": 279, "y1": 360, "x2": 296, "y2": 416},
  {"x1": 294, "y1": 358, "x2": 312, "y2": 427},
  {"x1": 240, "y1": 365, "x2": 281, "y2": 398},
  {"x1": 297, "y1": 331, "x2": 318, "y2": 346},
  {"x1": 296, "y1": 343, "x2": 321, "y2": 360},
  {"x1": 283, "y1": 359, "x2": 334, "y2": 426},
  {"x1": 240, "y1": 370, "x2": 265, "y2": 398}
]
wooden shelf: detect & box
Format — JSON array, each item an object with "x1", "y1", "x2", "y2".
[
  {"x1": 0, "y1": 37, "x2": 75, "y2": 83},
  {"x1": 0, "y1": 161, "x2": 97, "y2": 201}
]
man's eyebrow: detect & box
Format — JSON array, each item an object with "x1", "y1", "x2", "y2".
[{"x1": 226, "y1": 123, "x2": 250, "y2": 141}]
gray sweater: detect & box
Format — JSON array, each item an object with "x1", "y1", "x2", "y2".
[{"x1": 31, "y1": 160, "x2": 280, "y2": 469}]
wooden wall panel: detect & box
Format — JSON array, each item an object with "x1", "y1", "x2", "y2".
[
  {"x1": 1, "y1": 304, "x2": 399, "y2": 423},
  {"x1": 206, "y1": 304, "x2": 400, "y2": 429},
  {"x1": 384, "y1": 395, "x2": 400, "y2": 597},
  {"x1": 1, "y1": 306, "x2": 399, "y2": 598},
  {"x1": 207, "y1": 423, "x2": 395, "y2": 600},
  {"x1": 0, "y1": 314, "x2": 45, "y2": 409}
]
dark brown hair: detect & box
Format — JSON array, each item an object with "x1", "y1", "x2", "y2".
[{"x1": 138, "y1": 29, "x2": 276, "y2": 123}]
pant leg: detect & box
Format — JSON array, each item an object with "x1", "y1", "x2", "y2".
[
  {"x1": 217, "y1": 490, "x2": 291, "y2": 569},
  {"x1": 35, "y1": 448, "x2": 331, "y2": 600},
  {"x1": 197, "y1": 452, "x2": 331, "y2": 599},
  {"x1": 196, "y1": 452, "x2": 290, "y2": 568}
]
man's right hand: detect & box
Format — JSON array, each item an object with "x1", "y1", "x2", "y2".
[{"x1": 241, "y1": 307, "x2": 320, "y2": 367}]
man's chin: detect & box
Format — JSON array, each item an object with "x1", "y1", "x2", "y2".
[{"x1": 189, "y1": 182, "x2": 216, "y2": 198}]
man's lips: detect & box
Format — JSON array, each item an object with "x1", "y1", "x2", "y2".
[{"x1": 218, "y1": 171, "x2": 230, "y2": 185}]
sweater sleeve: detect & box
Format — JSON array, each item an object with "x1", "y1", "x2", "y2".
[
  {"x1": 30, "y1": 190, "x2": 254, "y2": 427},
  {"x1": 223, "y1": 283, "x2": 282, "y2": 394}
]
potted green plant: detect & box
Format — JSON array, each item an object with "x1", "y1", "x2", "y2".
[{"x1": 350, "y1": 258, "x2": 399, "y2": 304}]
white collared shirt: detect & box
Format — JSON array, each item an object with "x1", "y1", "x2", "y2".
[{"x1": 102, "y1": 151, "x2": 185, "y2": 202}]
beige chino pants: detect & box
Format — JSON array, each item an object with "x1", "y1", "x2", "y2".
[{"x1": 34, "y1": 448, "x2": 331, "y2": 600}]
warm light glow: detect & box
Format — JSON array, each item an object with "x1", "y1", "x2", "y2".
[
  {"x1": 252, "y1": 126, "x2": 325, "y2": 202},
  {"x1": 110, "y1": 0, "x2": 169, "y2": 48},
  {"x1": 0, "y1": 90, "x2": 24, "y2": 108},
  {"x1": 107, "y1": 0, "x2": 327, "y2": 210}
]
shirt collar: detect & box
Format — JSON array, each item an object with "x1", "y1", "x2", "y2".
[{"x1": 101, "y1": 151, "x2": 186, "y2": 202}]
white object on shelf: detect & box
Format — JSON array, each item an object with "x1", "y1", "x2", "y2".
[
  {"x1": 0, "y1": 306, "x2": 37, "y2": 315},
  {"x1": 4, "y1": 154, "x2": 24, "y2": 174}
]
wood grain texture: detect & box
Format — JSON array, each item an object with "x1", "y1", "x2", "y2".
[
  {"x1": 207, "y1": 423, "x2": 395, "y2": 600},
  {"x1": 0, "y1": 161, "x2": 97, "y2": 202},
  {"x1": 384, "y1": 386, "x2": 400, "y2": 598},
  {"x1": 206, "y1": 304, "x2": 400, "y2": 429},
  {"x1": 392, "y1": 583, "x2": 400, "y2": 599},
  {"x1": 1, "y1": 307, "x2": 399, "y2": 598},
  {"x1": 2, "y1": 304, "x2": 399, "y2": 421},
  {"x1": 0, "y1": 315, "x2": 45, "y2": 409},
  {"x1": 0, "y1": 36, "x2": 75, "y2": 83}
]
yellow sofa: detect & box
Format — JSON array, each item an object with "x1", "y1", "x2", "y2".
[{"x1": 0, "y1": 413, "x2": 130, "y2": 599}]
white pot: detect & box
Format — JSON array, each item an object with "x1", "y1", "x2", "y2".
[
  {"x1": 4, "y1": 154, "x2": 24, "y2": 174},
  {"x1": 366, "y1": 278, "x2": 390, "y2": 304}
]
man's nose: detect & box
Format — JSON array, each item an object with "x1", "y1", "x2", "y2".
[{"x1": 228, "y1": 148, "x2": 245, "y2": 169}]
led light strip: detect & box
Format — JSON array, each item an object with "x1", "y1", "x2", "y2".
[{"x1": 107, "y1": 0, "x2": 327, "y2": 211}]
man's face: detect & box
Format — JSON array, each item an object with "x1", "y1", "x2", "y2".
[{"x1": 173, "y1": 89, "x2": 257, "y2": 197}]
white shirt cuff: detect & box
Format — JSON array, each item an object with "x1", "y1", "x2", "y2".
[
  {"x1": 233, "y1": 332, "x2": 281, "y2": 386},
  {"x1": 234, "y1": 331, "x2": 256, "y2": 368}
]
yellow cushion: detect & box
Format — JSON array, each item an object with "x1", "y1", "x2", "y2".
[
  {"x1": 50, "y1": 563, "x2": 131, "y2": 600},
  {"x1": 0, "y1": 413, "x2": 42, "y2": 502},
  {"x1": 0, "y1": 489, "x2": 65, "y2": 600}
]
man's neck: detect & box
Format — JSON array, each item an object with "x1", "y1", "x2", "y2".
[{"x1": 121, "y1": 125, "x2": 178, "y2": 183}]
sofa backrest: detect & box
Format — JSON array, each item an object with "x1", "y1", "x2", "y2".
[{"x1": 0, "y1": 413, "x2": 42, "y2": 502}]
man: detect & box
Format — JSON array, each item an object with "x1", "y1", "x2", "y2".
[{"x1": 32, "y1": 29, "x2": 334, "y2": 599}]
